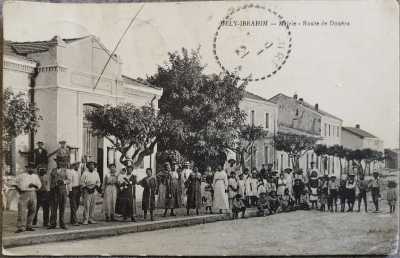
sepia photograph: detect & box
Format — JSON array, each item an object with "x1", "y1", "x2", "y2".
[{"x1": 1, "y1": 0, "x2": 399, "y2": 256}]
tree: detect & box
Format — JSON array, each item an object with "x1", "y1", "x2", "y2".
[
  {"x1": 236, "y1": 125, "x2": 269, "y2": 169},
  {"x1": 330, "y1": 144, "x2": 346, "y2": 178},
  {"x1": 147, "y1": 47, "x2": 247, "y2": 171},
  {"x1": 2, "y1": 88, "x2": 42, "y2": 145},
  {"x1": 314, "y1": 144, "x2": 328, "y2": 172},
  {"x1": 85, "y1": 103, "x2": 183, "y2": 168},
  {"x1": 274, "y1": 132, "x2": 320, "y2": 171}
]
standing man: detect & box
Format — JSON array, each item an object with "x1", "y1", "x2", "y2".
[
  {"x1": 15, "y1": 162, "x2": 42, "y2": 233},
  {"x1": 33, "y1": 141, "x2": 48, "y2": 169},
  {"x1": 357, "y1": 173, "x2": 369, "y2": 212},
  {"x1": 80, "y1": 159, "x2": 101, "y2": 224},
  {"x1": 48, "y1": 140, "x2": 71, "y2": 167},
  {"x1": 370, "y1": 171, "x2": 381, "y2": 212},
  {"x1": 33, "y1": 166, "x2": 50, "y2": 227},
  {"x1": 259, "y1": 164, "x2": 267, "y2": 180},
  {"x1": 67, "y1": 161, "x2": 82, "y2": 226},
  {"x1": 48, "y1": 157, "x2": 70, "y2": 229}
]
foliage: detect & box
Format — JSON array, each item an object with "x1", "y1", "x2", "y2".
[
  {"x1": 314, "y1": 144, "x2": 328, "y2": 157},
  {"x1": 236, "y1": 125, "x2": 269, "y2": 168},
  {"x1": 274, "y1": 132, "x2": 319, "y2": 170},
  {"x1": 147, "y1": 47, "x2": 247, "y2": 170},
  {"x1": 85, "y1": 103, "x2": 183, "y2": 168},
  {"x1": 156, "y1": 149, "x2": 185, "y2": 172},
  {"x1": 2, "y1": 88, "x2": 42, "y2": 145}
]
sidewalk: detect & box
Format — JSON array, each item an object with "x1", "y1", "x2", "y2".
[{"x1": 2, "y1": 205, "x2": 259, "y2": 248}]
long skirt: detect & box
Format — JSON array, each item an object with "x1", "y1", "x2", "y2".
[
  {"x1": 157, "y1": 183, "x2": 167, "y2": 209},
  {"x1": 103, "y1": 185, "x2": 118, "y2": 217},
  {"x1": 213, "y1": 180, "x2": 229, "y2": 210},
  {"x1": 117, "y1": 188, "x2": 136, "y2": 218}
]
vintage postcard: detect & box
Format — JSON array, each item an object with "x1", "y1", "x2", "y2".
[{"x1": 1, "y1": 0, "x2": 399, "y2": 256}]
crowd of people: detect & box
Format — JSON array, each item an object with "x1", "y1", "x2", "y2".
[{"x1": 12, "y1": 141, "x2": 397, "y2": 234}]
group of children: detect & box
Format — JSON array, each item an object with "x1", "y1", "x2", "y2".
[{"x1": 199, "y1": 162, "x2": 398, "y2": 219}]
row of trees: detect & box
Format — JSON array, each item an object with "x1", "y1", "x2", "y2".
[{"x1": 314, "y1": 144, "x2": 384, "y2": 177}]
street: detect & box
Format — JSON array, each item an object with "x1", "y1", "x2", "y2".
[{"x1": 5, "y1": 208, "x2": 398, "y2": 256}]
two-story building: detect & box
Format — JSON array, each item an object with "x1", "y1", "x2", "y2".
[
  {"x1": 268, "y1": 93, "x2": 343, "y2": 176},
  {"x1": 236, "y1": 91, "x2": 278, "y2": 170},
  {"x1": 3, "y1": 35, "x2": 163, "y2": 204}
]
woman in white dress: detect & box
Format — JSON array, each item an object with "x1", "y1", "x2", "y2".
[{"x1": 212, "y1": 165, "x2": 229, "y2": 213}]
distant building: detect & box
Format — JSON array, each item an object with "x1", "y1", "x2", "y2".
[
  {"x1": 341, "y1": 124, "x2": 384, "y2": 152},
  {"x1": 385, "y1": 148, "x2": 399, "y2": 169},
  {"x1": 269, "y1": 93, "x2": 343, "y2": 176},
  {"x1": 237, "y1": 91, "x2": 278, "y2": 170},
  {"x1": 3, "y1": 35, "x2": 162, "y2": 187}
]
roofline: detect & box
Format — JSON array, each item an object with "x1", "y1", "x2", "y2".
[
  {"x1": 342, "y1": 127, "x2": 379, "y2": 139},
  {"x1": 268, "y1": 92, "x2": 343, "y2": 121},
  {"x1": 122, "y1": 74, "x2": 163, "y2": 91}
]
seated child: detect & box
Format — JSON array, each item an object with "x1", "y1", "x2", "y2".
[
  {"x1": 280, "y1": 188, "x2": 295, "y2": 212},
  {"x1": 387, "y1": 180, "x2": 397, "y2": 214},
  {"x1": 257, "y1": 192, "x2": 270, "y2": 216},
  {"x1": 267, "y1": 190, "x2": 280, "y2": 214},
  {"x1": 299, "y1": 189, "x2": 310, "y2": 210},
  {"x1": 232, "y1": 194, "x2": 246, "y2": 219}
]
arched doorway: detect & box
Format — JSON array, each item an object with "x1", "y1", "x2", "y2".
[{"x1": 83, "y1": 104, "x2": 104, "y2": 182}]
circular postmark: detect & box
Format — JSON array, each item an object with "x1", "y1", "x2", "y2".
[{"x1": 213, "y1": 4, "x2": 292, "y2": 81}]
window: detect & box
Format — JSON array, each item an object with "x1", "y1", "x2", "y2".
[
  {"x1": 333, "y1": 126, "x2": 335, "y2": 137},
  {"x1": 264, "y1": 146, "x2": 269, "y2": 164},
  {"x1": 324, "y1": 124, "x2": 327, "y2": 136},
  {"x1": 250, "y1": 110, "x2": 255, "y2": 126},
  {"x1": 328, "y1": 124, "x2": 331, "y2": 136},
  {"x1": 337, "y1": 127, "x2": 340, "y2": 137},
  {"x1": 265, "y1": 113, "x2": 269, "y2": 128}
]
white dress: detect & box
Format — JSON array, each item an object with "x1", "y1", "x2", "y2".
[{"x1": 212, "y1": 170, "x2": 229, "y2": 210}]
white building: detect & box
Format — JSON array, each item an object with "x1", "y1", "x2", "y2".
[
  {"x1": 238, "y1": 91, "x2": 278, "y2": 170},
  {"x1": 3, "y1": 35, "x2": 162, "y2": 200},
  {"x1": 268, "y1": 93, "x2": 343, "y2": 176},
  {"x1": 342, "y1": 124, "x2": 384, "y2": 152}
]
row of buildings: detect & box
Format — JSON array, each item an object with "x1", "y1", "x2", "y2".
[
  {"x1": 239, "y1": 91, "x2": 384, "y2": 176},
  {"x1": 3, "y1": 35, "x2": 385, "y2": 182}
]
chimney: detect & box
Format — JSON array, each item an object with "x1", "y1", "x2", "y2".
[
  {"x1": 355, "y1": 124, "x2": 360, "y2": 129},
  {"x1": 315, "y1": 103, "x2": 319, "y2": 111},
  {"x1": 293, "y1": 93, "x2": 298, "y2": 100}
]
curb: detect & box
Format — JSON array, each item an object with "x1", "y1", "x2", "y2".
[{"x1": 3, "y1": 210, "x2": 258, "y2": 248}]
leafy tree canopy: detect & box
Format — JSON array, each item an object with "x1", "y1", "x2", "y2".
[
  {"x1": 147, "y1": 47, "x2": 247, "y2": 169},
  {"x1": 2, "y1": 88, "x2": 42, "y2": 145},
  {"x1": 85, "y1": 103, "x2": 183, "y2": 168}
]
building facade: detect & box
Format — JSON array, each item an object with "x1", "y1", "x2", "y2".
[
  {"x1": 237, "y1": 91, "x2": 278, "y2": 170},
  {"x1": 3, "y1": 35, "x2": 163, "y2": 201},
  {"x1": 269, "y1": 93, "x2": 343, "y2": 176},
  {"x1": 341, "y1": 124, "x2": 384, "y2": 152}
]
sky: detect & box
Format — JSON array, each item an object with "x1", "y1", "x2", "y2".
[{"x1": 3, "y1": 0, "x2": 399, "y2": 148}]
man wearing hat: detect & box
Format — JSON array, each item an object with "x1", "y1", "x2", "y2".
[
  {"x1": 48, "y1": 157, "x2": 71, "y2": 229},
  {"x1": 33, "y1": 165, "x2": 50, "y2": 227},
  {"x1": 357, "y1": 173, "x2": 369, "y2": 212},
  {"x1": 67, "y1": 161, "x2": 82, "y2": 225},
  {"x1": 370, "y1": 171, "x2": 381, "y2": 212},
  {"x1": 14, "y1": 162, "x2": 42, "y2": 233},
  {"x1": 345, "y1": 172, "x2": 357, "y2": 212},
  {"x1": 33, "y1": 141, "x2": 48, "y2": 169},
  {"x1": 48, "y1": 140, "x2": 71, "y2": 166},
  {"x1": 80, "y1": 158, "x2": 101, "y2": 224}
]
